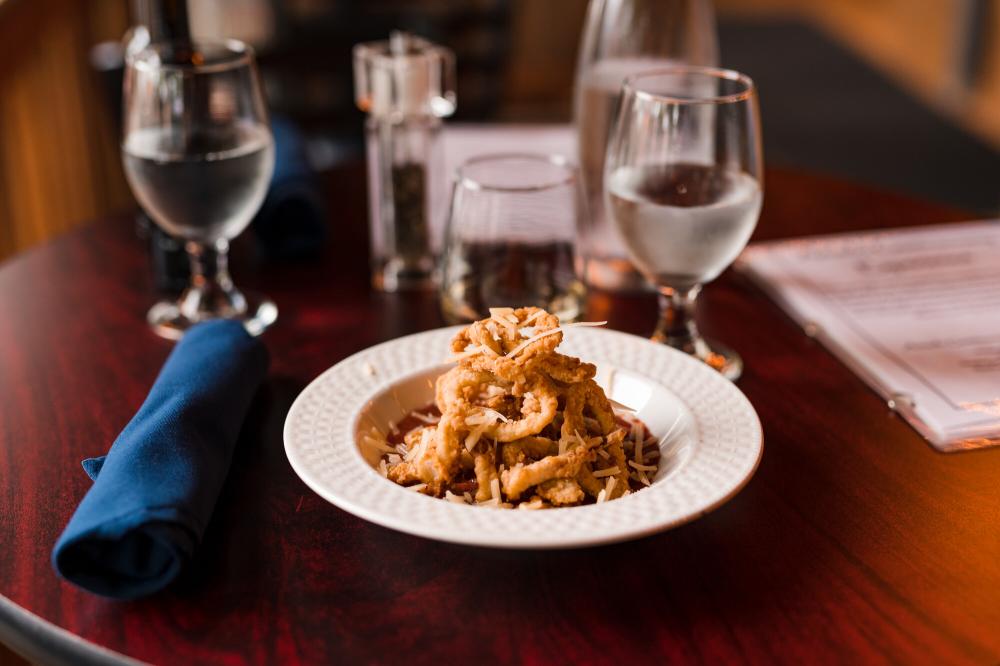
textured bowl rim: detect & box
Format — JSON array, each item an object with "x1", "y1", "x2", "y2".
[{"x1": 283, "y1": 326, "x2": 763, "y2": 549}]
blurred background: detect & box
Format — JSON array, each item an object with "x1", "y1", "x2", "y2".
[{"x1": 0, "y1": 0, "x2": 997, "y2": 263}]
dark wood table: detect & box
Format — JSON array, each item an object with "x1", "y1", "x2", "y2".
[{"x1": 1, "y1": 166, "x2": 998, "y2": 665}]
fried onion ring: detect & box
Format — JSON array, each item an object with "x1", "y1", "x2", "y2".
[
  {"x1": 380, "y1": 307, "x2": 657, "y2": 507},
  {"x1": 500, "y1": 436, "x2": 599, "y2": 500}
]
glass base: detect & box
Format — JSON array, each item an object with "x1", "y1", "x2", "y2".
[
  {"x1": 651, "y1": 332, "x2": 743, "y2": 382},
  {"x1": 147, "y1": 290, "x2": 277, "y2": 340},
  {"x1": 373, "y1": 256, "x2": 435, "y2": 292}
]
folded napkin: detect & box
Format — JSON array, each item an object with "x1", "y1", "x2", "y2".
[
  {"x1": 52, "y1": 320, "x2": 269, "y2": 599},
  {"x1": 251, "y1": 116, "x2": 328, "y2": 260}
]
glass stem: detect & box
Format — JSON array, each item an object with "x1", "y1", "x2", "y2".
[
  {"x1": 179, "y1": 239, "x2": 244, "y2": 319},
  {"x1": 652, "y1": 285, "x2": 704, "y2": 355},
  {"x1": 187, "y1": 239, "x2": 233, "y2": 293}
]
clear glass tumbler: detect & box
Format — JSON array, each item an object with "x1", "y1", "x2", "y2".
[
  {"x1": 604, "y1": 67, "x2": 763, "y2": 380},
  {"x1": 440, "y1": 154, "x2": 587, "y2": 324},
  {"x1": 122, "y1": 39, "x2": 277, "y2": 340}
]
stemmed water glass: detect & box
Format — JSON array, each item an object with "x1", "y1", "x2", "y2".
[
  {"x1": 574, "y1": 0, "x2": 718, "y2": 291},
  {"x1": 604, "y1": 66, "x2": 763, "y2": 380},
  {"x1": 122, "y1": 39, "x2": 277, "y2": 340}
]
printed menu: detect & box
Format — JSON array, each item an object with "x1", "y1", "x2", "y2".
[
  {"x1": 443, "y1": 124, "x2": 576, "y2": 178},
  {"x1": 738, "y1": 220, "x2": 1000, "y2": 451}
]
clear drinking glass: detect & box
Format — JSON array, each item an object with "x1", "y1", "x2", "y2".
[
  {"x1": 574, "y1": 0, "x2": 718, "y2": 292},
  {"x1": 440, "y1": 154, "x2": 587, "y2": 324},
  {"x1": 122, "y1": 39, "x2": 277, "y2": 340},
  {"x1": 604, "y1": 67, "x2": 763, "y2": 380}
]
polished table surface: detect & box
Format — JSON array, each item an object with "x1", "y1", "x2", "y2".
[{"x1": 1, "y1": 166, "x2": 999, "y2": 665}]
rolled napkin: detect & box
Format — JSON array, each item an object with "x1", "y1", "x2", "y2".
[
  {"x1": 52, "y1": 320, "x2": 269, "y2": 599},
  {"x1": 251, "y1": 116, "x2": 328, "y2": 260}
]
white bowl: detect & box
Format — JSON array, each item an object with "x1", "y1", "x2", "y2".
[{"x1": 284, "y1": 326, "x2": 762, "y2": 549}]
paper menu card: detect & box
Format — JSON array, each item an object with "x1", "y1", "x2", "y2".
[
  {"x1": 738, "y1": 220, "x2": 1000, "y2": 452},
  {"x1": 442, "y1": 124, "x2": 576, "y2": 180}
]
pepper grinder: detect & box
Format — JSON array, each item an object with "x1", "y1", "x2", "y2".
[{"x1": 353, "y1": 32, "x2": 456, "y2": 291}]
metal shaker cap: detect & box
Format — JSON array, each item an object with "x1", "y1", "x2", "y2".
[{"x1": 353, "y1": 31, "x2": 456, "y2": 120}]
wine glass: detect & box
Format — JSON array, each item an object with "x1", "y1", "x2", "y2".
[
  {"x1": 604, "y1": 66, "x2": 763, "y2": 380},
  {"x1": 122, "y1": 39, "x2": 277, "y2": 340},
  {"x1": 574, "y1": 0, "x2": 718, "y2": 292},
  {"x1": 439, "y1": 154, "x2": 587, "y2": 324}
]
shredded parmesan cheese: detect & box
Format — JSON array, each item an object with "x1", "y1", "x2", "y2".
[
  {"x1": 407, "y1": 483, "x2": 428, "y2": 493},
  {"x1": 466, "y1": 408, "x2": 506, "y2": 426},
  {"x1": 522, "y1": 309, "x2": 545, "y2": 325},
  {"x1": 482, "y1": 408, "x2": 509, "y2": 423},
  {"x1": 405, "y1": 428, "x2": 432, "y2": 461},
  {"x1": 452, "y1": 344, "x2": 485, "y2": 361},
  {"x1": 362, "y1": 428, "x2": 396, "y2": 454},
  {"x1": 485, "y1": 320, "x2": 502, "y2": 342},
  {"x1": 445, "y1": 490, "x2": 467, "y2": 504},
  {"x1": 489, "y1": 307, "x2": 519, "y2": 328},
  {"x1": 411, "y1": 411, "x2": 440, "y2": 425},
  {"x1": 628, "y1": 460, "x2": 658, "y2": 472},
  {"x1": 404, "y1": 443, "x2": 420, "y2": 461},
  {"x1": 464, "y1": 424, "x2": 487, "y2": 451},
  {"x1": 609, "y1": 398, "x2": 637, "y2": 413},
  {"x1": 593, "y1": 466, "x2": 621, "y2": 478},
  {"x1": 488, "y1": 308, "x2": 519, "y2": 339},
  {"x1": 504, "y1": 321, "x2": 608, "y2": 359}
]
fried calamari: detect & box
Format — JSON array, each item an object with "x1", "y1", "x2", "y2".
[{"x1": 374, "y1": 307, "x2": 659, "y2": 508}]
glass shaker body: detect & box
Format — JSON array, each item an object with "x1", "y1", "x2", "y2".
[
  {"x1": 573, "y1": 0, "x2": 718, "y2": 292},
  {"x1": 354, "y1": 32, "x2": 455, "y2": 292},
  {"x1": 366, "y1": 115, "x2": 444, "y2": 291}
]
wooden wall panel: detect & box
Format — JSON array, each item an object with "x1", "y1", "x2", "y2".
[
  {"x1": 0, "y1": 0, "x2": 130, "y2": 262},
  {"x1": 715, "y1": 0, "x2": 1000, "y2": 151}
]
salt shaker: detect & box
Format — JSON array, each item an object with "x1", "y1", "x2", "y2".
[{"x1": 353, "y1": 32, "x2": 456, "y2": 291}]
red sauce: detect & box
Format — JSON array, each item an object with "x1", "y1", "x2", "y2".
[{"x1": 387, "y1": 403, "x2": 440, "y2": 446}]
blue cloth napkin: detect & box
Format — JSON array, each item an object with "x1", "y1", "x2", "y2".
[
  {"x1": 52, "y1": 320, "x2": 269, "y2": 599},
  {"x1": 251, "y1": 116, "x2": 328, "y2": 259}
]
